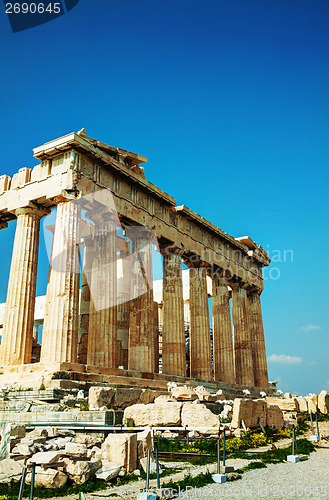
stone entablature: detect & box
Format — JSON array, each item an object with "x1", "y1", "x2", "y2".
[{"x1": 0, "y1": 129, "x2": 270, "y2": 389}]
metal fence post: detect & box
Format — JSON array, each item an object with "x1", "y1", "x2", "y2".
[{"x1": 18, "y1": 467, "x2": 27, "y2": 500}]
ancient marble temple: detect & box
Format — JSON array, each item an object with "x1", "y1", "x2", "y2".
[{"x1": 0, "y1": 129, "x2": 270, "y2": 390}]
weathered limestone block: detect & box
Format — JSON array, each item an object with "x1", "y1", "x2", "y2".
[
  {"x1": 28, "y1": 450, "x2": 60, "y2": 465},
  {"x1": 296, "y1": 397, "x2": 308, "y2": 412},
  {"x1": 284, "y1": 392, "x2": 292, "y2": 399},
  {"x1": 114, "y1": 388, "x2": 142, "y2": 409},
  {"x1": 11, "y1": 443, "x2": 33, "y2": 456},
  {"x1": 305, "y1": 394, "x2": 318, "y2": 413},
  {"x1": 231, "y1": 398, "x2": 267, "y2": 429},
  {"x1": 193, "y1": 386, "x2": 217, "y2": 402},
  {"x1": 0, "y1": 174, "x2": 11, "y2": 193},
  {"x1": 138, "y1": 389, "x2": 167, "y2": 404},
  {"x1": 318, "y1": 390, "x2": 329, "y2": 414},
  {"x1": 89, "y1": 387, "x2": 116, "y2": 409},
  {"x1": 65, "y1": 442, "x2": 87, "y2": 458},
  {"x1": 101, "y1": 433, "x2": 137, "y2": 472},
  {"x1": 64, "y1": 458, "x2": 101, "y2": 484},
  {"x1": 27, "y1": 466, "x2": 68, "y2": 488},
  {"x1": 266, "y1": 404, "x2": 284, "y2": 429},
  {"x1": 266, "y1": 397, "x2": 299, "y2": 412},
  {"x1": 181, "y1": 402, "x2": 219, "y2": 428},
  {"x1": 74, "y1": 434, "x2": 102, "y2": 448},
  {"x1": 0, "y1": 458, "x2": 23, "y2": 483},
  {"x1": 96, "y1": 465, "x2": 121, "y2": 481},
  {"x1": 124, "y1": 403, "x2": 182, "y2": 427},
  {"x1": 171, "y1": 387, "x2": 197, "y2": 401},
  {"x1": 10, "y1": 425, "x2": 26, "y2": 440},
  {"x1": 137, "y1": 429, "x2": 153, "y2": 459},
  {"x1": 154, "y1": 395, "x2": 177, "y2": 404}
]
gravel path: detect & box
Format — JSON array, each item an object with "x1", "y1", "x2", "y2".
[{"x1": 177, "y1": 449, "x2": 329, "y2": 499}]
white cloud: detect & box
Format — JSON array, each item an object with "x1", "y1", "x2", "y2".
[
  {"x1": 300, "y1": 324, "x2": 321, "y2": 332},
  {"x1": 268, "y1": 354, "x2": 302, "y2": 365}
]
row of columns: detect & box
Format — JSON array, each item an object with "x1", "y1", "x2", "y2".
[{"x1": 0, "y1": 201, "x2": 268, "y2": 387}]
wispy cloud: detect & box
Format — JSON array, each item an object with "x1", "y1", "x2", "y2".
[
  {"x1": 300, "y1": 324, "x2": 322, "y2": 332},
  {"x1": 268, "y1": 354, "x2": 302, "y2": 365}
]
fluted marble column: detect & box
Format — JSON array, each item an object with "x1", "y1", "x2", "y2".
[
  {"x1": 189, "y1": 266, "x2": 212, "y2": 380},
  {"x1": 154, "y1": 301, "x2": 160, "y2": 374},
  {"x1": 41, "y1": 201, "x2": 81, "y2": 364},
  {"x1": 212, "y1": 273, "x2": 235, "y2": 383},
  {"x1": 87, "y1": 212, "x2": 117, "y2": 368},
  {"x1": 248, "y1": 291, "x2": 268, "y2": 387},
  {"x1": 161, "y1": 248, "x2": 186, "y2": 376},
  {"x1": 0, "y1": 204, "x2": 49, "y2": 366},
  {"x1": 127, "y1": 226, "x2": 154, "y2": 373},
  {"x1": 231, "y1": 284, "x2": 254, "y2": 386}
]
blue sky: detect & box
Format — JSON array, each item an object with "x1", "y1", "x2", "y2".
[{"x1": 0, "y1": 0, "x2": 328, "y2": 395}]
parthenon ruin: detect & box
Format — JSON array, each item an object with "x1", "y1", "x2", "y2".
[{"x1": 0, "y1": 129, "x2": 270, "y2": 392}]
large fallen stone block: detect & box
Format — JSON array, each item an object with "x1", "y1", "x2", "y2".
[
  {"x1": 138, "y1": 389, "x2": 167, "y2": 404},
  {"x1": 64, "y1": 458, "x2": 101, "y2": 484},
  {"x1": 193, "y1": 387, "x2": 217, "y2": 402},
  {"x1": 27, "y1": 466, "x2": 68, "y2": 488},
  {"x1": 171, "y1": 387, "x2": 197, "y2": 401},
  {"x1": 124, "y1": 403, "x2": 182, "y2": 426},
  {"x1": 65, "y1": 442, "x2": 87, "y2": 458},
  {"x1": 101, "y1": 433, "x2": 137, "y2": 472},
  {"x1": 318, "y1": 390, "x2": 329, "y2": 414},
  {"x1": 10, "y1": 424, "x2": 26, "y2": 440},
  {"x1": 231, "y1": 398, "x2": 267, "y2": 429},
  {"x1": 96, "y1": 465, "x2": 121, "y2": 481},
  {"x1": 11, "y1": 443, "x2": 33, "y2": 456},
  {"x1": 154, "y1": 395, "x2": 177, "y2": 404},
  {"x1": 266, "y1": 404, "x2": 284, "y2": 429},
  {"x1": 137, "y1": 429, "x2": 153, "y2": 459},
  {"x1": 113, "y1": 388, "x2": 142, "y2": 409},
  {"x1": 28, "y1": 450, "x2": 60, "y2": 465},
  {"x1": 181, "y1": 402, "x2": 219, "y2": 428},
  {"x1": 266, "y1": 397, "x2": 299, "y2": 412},
  {"x1": 74, "y1": 434, "x2": 102, "y2": 448},
  {"x1": 89, "y1": 387, "x2": 115, "y2": 409},
  {"x1": 296, "y1": 397, "x2": 308, "y2": 412},
  {"x1": 0, "y1": 458, "x2": 23, "y2": 483},
  {"x1": 305, "y1": 394, "x2": 318, "y2": 413}
]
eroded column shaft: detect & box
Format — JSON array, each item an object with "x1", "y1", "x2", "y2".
[
  {"x1": 189, "y1": 267, "x2": 212, "y2": 380},
  {"x1": 0, "y1": 206, "x2": 47, "y2": 366},
  {"x1": 231, "y1": 286, "x2": 255, "y2": 386},
  {"x1": 127, "y1": 227, "x2": 154, "y2": 373},
  {"x1": 212, "y1": 275, "x2": 235, "y2": 383},
  {"x1": 87, "y1": 215, "x2": 117, "y2": 368},
  {"x1": 248, "y1": 291, "x2": 268, "y2": 387},
  {"x1": 41, "y1": 201, "x2": 80, "y2": 364},
  {"x1": 161, "y1": 251, "x2": 186, "y2": 376}
]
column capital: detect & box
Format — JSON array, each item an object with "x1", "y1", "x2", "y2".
[
  {"x1": 14, "y1": 202, "x2": 50, "y2": 219},
  {"x1": 124, "y1": 225, "x2": 153, "y2": 241},
  {"x1": 159, "y1": 243, "x2": 183, "y2": 257},
  {"x1": 230, "y1": 280, "x2": 249, "y2": 292},
  {"x1": 85, "y1": 208, "x2": 118, "y2": 224},
  {"x1": 247, "y1": 287, "x2": 262, "y2": 297}
]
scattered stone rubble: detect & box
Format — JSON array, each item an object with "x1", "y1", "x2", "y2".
[
  {"x1": 0, "y1": 386, "x2": 327, "y2": 488},
  {"x1": 0, "y1": 423, "x2": 153, "y2": 487}
]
